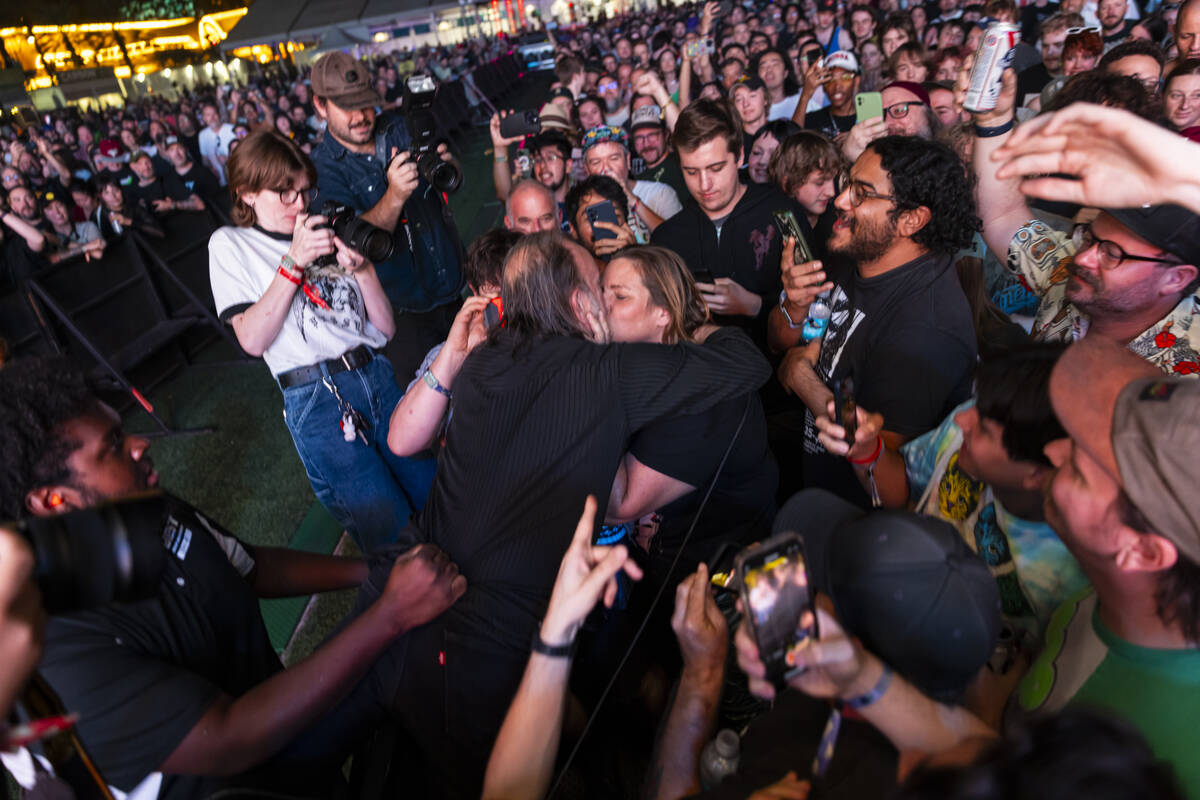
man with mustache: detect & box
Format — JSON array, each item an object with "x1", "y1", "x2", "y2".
[
  {"x1": 970, "y1": 64, "x2": 1200, "y2": 376},
  {"x1": 770, "y1": 136, "x2": 979, "y2": 508},
  {"x1": 311, "y1": 51, "x2": 465, "y2": 389}
]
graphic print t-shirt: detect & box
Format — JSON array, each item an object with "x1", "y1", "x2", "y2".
[{"x1": 208, "y1": 225, "x2": 387, "y2": 375}]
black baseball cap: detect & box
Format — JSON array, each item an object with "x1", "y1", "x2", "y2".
[
  {"x1": 1106, "y1": 204, "x2": 1200, "y2": 266},
  {"x1": 773, "y1": 489, "x2": 1001, "y2": 700}
]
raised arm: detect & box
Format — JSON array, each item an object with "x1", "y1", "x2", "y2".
[
  {"x1": 482, "y1": 497, "x2": 642, "y2": 800},
  {"x1": 490, "y1": 111, "x2": 525, "y2": 202},
  {"x1": 1, "y1": 210, "x2": 46, "y2": 253},
  {"x1": 958, "y1": 60, "x2": 1030, "y2": 257},
  {"x1": 388, "y1": 296, "x2": 490, "y2": 456}
]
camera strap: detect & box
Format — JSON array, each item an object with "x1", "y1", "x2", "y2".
[{"x1": 547, "y1": 394, "x2": 752, "y2": 798}]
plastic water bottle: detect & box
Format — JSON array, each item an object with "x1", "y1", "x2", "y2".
[
  {"x1": 699, "y1": 729, "x2": 741, "y2": 790},
  {"x1": 802, "y1": 292, "x2": 832, "y2": 342}
]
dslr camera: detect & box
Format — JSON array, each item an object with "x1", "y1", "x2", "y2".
[
  {"x1": 13, "y1": 493, "x2": 168, "y2": 614},
  {"x1": 315, "y1": 200, "x2": 395, "y2": 267},
  {"x1": 401, "y1": 73, "x2": 463, "y2": 194}
]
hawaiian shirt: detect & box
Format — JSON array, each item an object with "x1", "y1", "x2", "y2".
[
  {"x1": 901, "y1": 401, "x2": 1089, "y2": 637},
  {"x1": 1007, "y1": 220, "x2": 1200, "y2": 377}
]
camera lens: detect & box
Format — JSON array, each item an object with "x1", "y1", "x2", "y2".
[
  {"x1": 22, "y1": 493, "x2": 167, "y2": 614},
  {"x1": 420, "y1": 154, "x2": 463, "y2": 194}
]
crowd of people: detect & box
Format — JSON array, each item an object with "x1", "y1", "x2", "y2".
[{"x1": 2, "y1": 0, "x2": 1200, "y2": 797}]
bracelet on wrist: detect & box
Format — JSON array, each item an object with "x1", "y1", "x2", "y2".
[
  {"x1": 276, "y1": 265, "x2": 302, "y2": 285},
  {"x1": 422, "y1": 368, "x2": 453, "y2": 399},
  {"x1": 531, "y1": 621, "x2": 577, "y2": 658},
  {"x1": 848, "y1": 434, "x2": 883, "y2": 465},
  {"x1": 494, "y1": 153, "x2": 508, "y2": 162},
  {"x1": 974, "y1": 118, "x2": 1015, "y2": 138},
  {"x1": 843, "y1": 663, "x2": 893, "y2": 710}
]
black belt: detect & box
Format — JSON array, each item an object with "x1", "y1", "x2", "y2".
[{"x1": 277, "y1": 345, "x2": 376, "y2": 390}]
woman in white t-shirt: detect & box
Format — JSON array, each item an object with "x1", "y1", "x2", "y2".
[{"x1": 209, "y1": 130, "x2": 435, "y2": 552}]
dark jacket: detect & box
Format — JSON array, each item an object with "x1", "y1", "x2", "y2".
[{"x1": 651, "y1": 181, "x2": 818, "y2": 351}]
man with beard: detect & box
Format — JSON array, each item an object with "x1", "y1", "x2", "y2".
[
  {"x1": 1016, "y1": 12, "x2": 1084, "y2": 103},
  {"x1": 771, "y1": 136, "x2": 979, "y2": 508},
  {"x1": 490, "y1": 125, "x2": 574, "y2": 220},
  {"x1": 1098, "y1": 0, "x2": 1137, "y2": 50},
  {"x1": 311, "y1": 51, "x2": 465, "y2": 385},
  {"x1": 971, "y1": 63, "x2": 1200, "y2": 376},
  {"x1": 629, "y1": 104, "x2": 688, "y2": 199}
]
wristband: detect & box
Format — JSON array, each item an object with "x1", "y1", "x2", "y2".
[
  {"x1": 531, "y1": 623, "x2": 576, "y2": 658},
  {"x1": 844, "y1": 664, "x2": 893, "y2": 710},
  {"x1": 422, "y1": 368, "x2": 452, "y2": 399},
  {"x1": 494, "y1": 153, "x2": 508, "y2": 162},
  {"x1": 276, "y1": 265, "x2": 302, "y2": 285},
  {"x1": 778, "y1": 289, "x2": 804, "y2": 329},
  {"x1": 974, "y1": 119, "x2": 1014, "y2": 138},
  {"x1": 848, "y1": 434, "x2": 883, "y2": 465}
]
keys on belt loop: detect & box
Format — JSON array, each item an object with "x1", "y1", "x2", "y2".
[{"x1": 322, "y1": 375, "x2": 370, "y2": 446}]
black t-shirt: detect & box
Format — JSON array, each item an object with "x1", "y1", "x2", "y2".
[
  {"x1": 1020, "y1": 1, "x2": 1059, "y2": 42},
  {"x1": 804, "y1": 107, "x2": 856, "y2": 140},
  {"x1": 131, "y1": 173, "x2": 194, "y2": 210},
  {"x1": 34, "y1": 495, "x2": 282, "y2": 798},
  {"x1": 1017, "y1": 62, "x2": 1053, "y2": 106},
  {"x1": 800, "y1": 252, "x2": 977, "y2": 507},
  {"x1": 633, "y1": 150, "x2": 689, "y2": 203},
  {"x1": 630, "y1": 393, "x2": 778, "y2": 560},
  {"x1": 174, "y1": 161, "x2": 222, "y2": 203}
]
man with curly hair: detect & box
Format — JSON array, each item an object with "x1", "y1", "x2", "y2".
[{"x1": 770, "y1": 136, "x2": 980, "y2": 508}]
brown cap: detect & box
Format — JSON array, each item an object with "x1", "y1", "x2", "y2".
[
  {"x1": 1051, "y1": 336, "x2": 1200, "y2": 562},
  {"x1": 311, "y1": 51, "x2": 382, "y2": 111}
]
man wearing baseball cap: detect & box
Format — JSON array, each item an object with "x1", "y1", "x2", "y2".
[
  {"x1": 972, "y1": 65, "x2": 1200, "y2": 377},
  {"x1": 802, "y1": 50, "x2": 861, "y2": 139},
  {"x1": 310, "y1": 50, "x2": 465, "y2": 386},
  {"x1": 737, "y1": 336, "x2": 1200, "y2": 795},
  {"x1": 580, "y1": 124, "x2": 682, "y2": 241},
  {"x1": 628, "y1": 101, "x2": 688, "y2": 200}
]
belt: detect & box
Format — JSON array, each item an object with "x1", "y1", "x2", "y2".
[{"x1": 277, "y1": 345, "x2": 376, "y2": 390}]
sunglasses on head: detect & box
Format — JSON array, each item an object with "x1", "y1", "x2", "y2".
[{"x1": 1064, "y1": 25, "x2": 1102, "y2": 35}]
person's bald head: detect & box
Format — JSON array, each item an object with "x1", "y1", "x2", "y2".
[
  {"x1": 505, "y1": 179, "x2": 561, "y2": 234},
  {"x1": 501, "y1": 232, "x2": 607, "y2": 341},
  {"x1": 1178, "y1": 0, "x2": 1200, "y2": 60}
]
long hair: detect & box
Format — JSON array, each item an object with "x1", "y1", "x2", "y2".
[
  {"x1": 501, "y1": 232, "x2": 594, "y2": 341},
  {"x1": 613, "y1": 246, "x2": 710, "y2": 344},
  {"x1": 225, "y1": 129, "x2": 317, "y2": 227}
]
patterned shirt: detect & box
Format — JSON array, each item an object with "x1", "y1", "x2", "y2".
[
  {"x1": 1006, "y1": 220, "x2": 1200, "y2": 377},
  {"x1": 901, "y1": 401, "x2": 1088, "y2": 637}
]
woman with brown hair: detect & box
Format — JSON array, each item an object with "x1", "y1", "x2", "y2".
[
  {"x1": 208, "y1": 129, "x2": 435, "y2": 551},
  {"x1": 601, "y1": 245, "x2": 777, "y2": 569}
]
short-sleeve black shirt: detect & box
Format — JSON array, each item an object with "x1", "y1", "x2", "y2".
[{"x1": 34, "y1": 495, "x2": 282, "y2": 797}]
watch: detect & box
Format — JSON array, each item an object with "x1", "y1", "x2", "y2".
[
  {"x1": 778, "y1": 289, "x2": 803, "y2": 329},
  {"x1": 422, "y1": 368, "x2": 452, "y2": 399}
]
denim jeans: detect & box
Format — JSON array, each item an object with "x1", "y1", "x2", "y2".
[{"x1": 280, "y1": 353, "x2": 436, "y2": 552}]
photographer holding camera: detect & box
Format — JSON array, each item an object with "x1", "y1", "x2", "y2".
[
  {"x1": 209, "y1": 129, "x2": 435, "y2": 553},
  {"x1": 309, "y1": 52, "x2": 466, "y2": 386}
]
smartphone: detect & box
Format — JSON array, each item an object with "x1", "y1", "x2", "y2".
[
  {"x1": 835, "y1": 374, "x2": 857, "y2": 447},
  {"x1": 684, "y1": 38, "x2": 716, "y2": 58},
  {"x1": 772, "y1": 209, "x2": 815, "y2": 264},
  {"x1": 716, "y1": 0, "x2": 733, "y2": 16},
  {"x1": 585, "y1": 200, "x2": 621, "y2": 240},
  {"x1": 855, "y1": 91, "x2": 883, "y2": 124},
  {"x1": 693, "y1": 268, "x2": 715, "y2": 284},
  {"x1": 735, "y1": 533, "x2": 819, "y2": 687},
  {"x1": 800, "y1": 47, "x2": 824, "y2": 72},
  {"x1": 499, "y1": 109, "x2": 542, "y2": 139},
  {"x1": 484, "y1": 295, "x2": 505, "y2": 329}
]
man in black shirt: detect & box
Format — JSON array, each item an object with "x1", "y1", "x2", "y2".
[
  {"x1": 365, "y1": 232, "x2": 772, "y2": 798},
  {"x1": 653, "y1": 98, "x2": 816, "y2": 354},
  {"x1": 803, "y1": 51, "x2": 861, "y2": 140},
  {"x1": 129, "y1": 149, "x2": 204, "y2": 214},
  {"x1": 0, "y1": 359, "x2": 465, "y2": 799},
  {"x1": 163, "y1": 135, "x2": 222, "y2": 209},
  {"x1": 770, "y1": 136, "x2": 978, "y2": 508}
]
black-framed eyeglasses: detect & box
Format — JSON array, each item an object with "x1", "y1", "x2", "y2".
[
  {"x1": 883, "y1": 101, "x2": 925, "y2": 119},
  {"x1": 836, "y1": 173, "x2": 894, "y2": 207},
  {"x1": 1071, "y1": 223, "x2": 1181, "y2": 271},
  {"x1": 277, "y1": 186, "x2": 317, "y2": 206}
]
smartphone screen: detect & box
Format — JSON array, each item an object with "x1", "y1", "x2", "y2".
[
  {"x1": 736, "y1": 533, "x2": 818, "y2": 686},
  {"x1": 835, "y1": 375, "x2": 857, "y2": 446},
  {"x1": 855, "y1": 91, "x2": 883, "y2": 124},
  {"x1": 585, "y1": 201, "x2": 620, "y2": 240}
]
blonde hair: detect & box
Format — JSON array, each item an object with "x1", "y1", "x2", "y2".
[
  {"x1": 613, "y1": 246, "x2": 710, "y2": 343},
  {"x1": 225, "y1": 129, "x2": 317, "y2": 227}
]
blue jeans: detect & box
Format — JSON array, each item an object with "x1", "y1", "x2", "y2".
[{"x1": 281, "y1": 353, "x2": 436, "y2": 552}]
